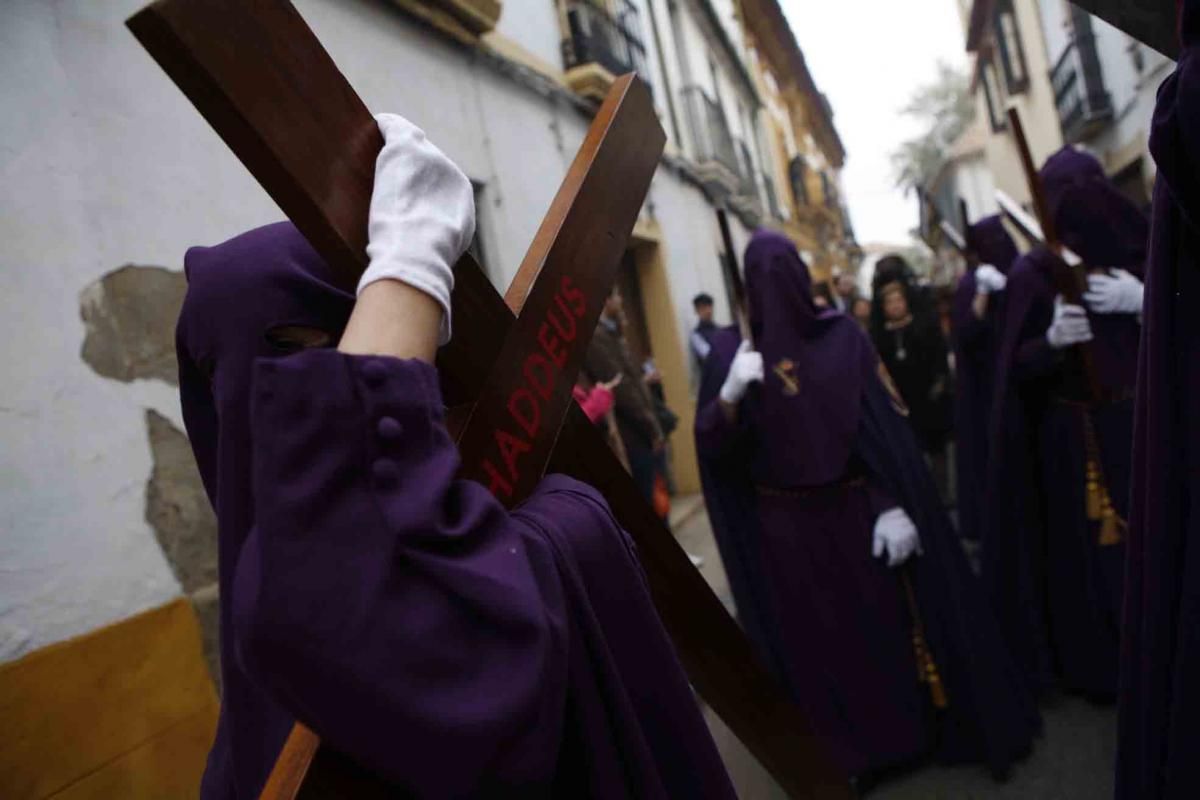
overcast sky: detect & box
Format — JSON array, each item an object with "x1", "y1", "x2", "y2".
[{"x1": 780, "y1": 0, "x2": 970, "y2": 246}]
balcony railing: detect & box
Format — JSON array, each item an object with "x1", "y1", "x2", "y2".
[
  {"x1": 762, "y1": 172, "x2": 782, "y2": 219},
  {"x1": 1050, "y1": 17, "x2": 1112, "y2": 143},
  {"x1": 680, "y1": 86, "x2": 738, "y2": 177},
  {"x1": 788, "y1": 155, "x2": 810, "y2": 208},
  {"x1": 735, "y1": 138, "x2": 757, "y2": 197},
  {"x1": 561, "y1": 0, "x2": 650, "y2": 90}
]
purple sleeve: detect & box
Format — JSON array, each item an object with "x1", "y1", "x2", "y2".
[
  {"x1": 232, "y1": 349, "x2": 567, "y2": 795},
  {"x1": 1007, "y1": 271, "x2": 1063, "y2": 382}
]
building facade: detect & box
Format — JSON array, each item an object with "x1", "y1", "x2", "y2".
[
  {"x1": 736, "y1": 0, "x2": 858, "y2": 282},
  {"x1": 924, "y1": 0, "x2": 1169, "y2": 275},
  {"x1": 0, "y1": 0, "x2": 851, "y2": 793}
]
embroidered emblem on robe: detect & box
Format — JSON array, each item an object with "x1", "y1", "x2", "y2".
[{"x1": 774, "y1": 358, "x2": 799, "y2": 396}]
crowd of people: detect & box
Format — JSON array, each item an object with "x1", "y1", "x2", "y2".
[
  {"x1": 687, "y1": 137, "x2": 1169, "y2": 789},
  {"x1": 172, "y1": 12, "x2": 1199, "y2": 796}
]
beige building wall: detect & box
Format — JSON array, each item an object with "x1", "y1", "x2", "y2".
[{"x1": 974, "y1": 0, "x2": 1065, "y2": 206}]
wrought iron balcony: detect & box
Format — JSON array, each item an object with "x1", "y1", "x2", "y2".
[
  {"x1": 680, "y1": 86, "x2": 739, "y2": 192},
  {"x1": 561, "y1": 0, "x2": 650, "y2": 96},
  {"x1": 762, "y1": 172, "x2": 782, "y2": 220},
  {"x1": 788, "y1": 155, "x2": 810, "y2": 208},
  {"x1": 734, "y1": 139, "x2": 757, "y2": 197},
  {"x1": 1050, "y1": 15, "x2": 1113, "y2": 143}
]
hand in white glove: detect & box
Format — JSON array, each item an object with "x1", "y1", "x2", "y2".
[
  {"x1": 974, "y1": 264, "x2": 1007, "y2": 294},
  {"x1": 872, "y1": 507, "x2": 921, "y2": 567},
  {"x1": 719, "y1": 340, "x2": 763, "y2": 405},
  {"x1": 363, "y1": 113, "x2": 476, "y2": 345},
  {"x1": 1046, "y1": 296, "x2": 1094, "y2": 349},
  {"x1": 1084, "y1": 268, "x2": 1144, "y2": 315}
]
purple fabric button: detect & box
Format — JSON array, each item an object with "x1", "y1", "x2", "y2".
[
  {"x1": 377, "y1": 416, "x2": 403, "y2": 441},
  {"x1": 372, "y1": 458, "x2": 399, "y2": 487},
  {"x1": 362, "y1": 360, "x2": 388, "y2": 387}
]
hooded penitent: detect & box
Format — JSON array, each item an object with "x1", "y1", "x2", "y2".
[
  {"x1": 952, "y1": 215, "x2": 1020, "y2": 542},
  {"x1": 982, "y1": 149, "x2": 1148, "y2": 699},
  {"x1": 178, "y1": 221, "x2": 734, "y2": 799},
  {"x1": 1116, "y1": 5, "x2": 1200, "y2": 797},
  {"x1": 696, "y1": 229, "x2": 1037, "y2": 779}
]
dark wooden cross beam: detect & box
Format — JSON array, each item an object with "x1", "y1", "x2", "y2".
[
  {"x1": 126, "y1": 1, "x2": 848, "y2": 798},
  {"x1": 1069, "y1": 0, "x2": 1178, "y2": 59},
  {"x1": 715, "y1": 208, "x2": 752, "y2": 342}
]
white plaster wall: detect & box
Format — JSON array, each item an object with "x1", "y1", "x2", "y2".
[
  {"x1": 955, "y1": 155, "x2": 999, "y2": 222},
  {"x1": 0, "y1": 0, "x2": 741, "y2": 661},
  {"x1": 494, "y1": 0, "x2": 565, "y2": 71},
  {"x1": 1034, "y1": 0, "x2": 1072, "y2": 73},
  {"x1": 975, "y1": 0, "x2": 1064, "y2": 205},
  {"x1": 643, "y1": 0, "x2": 689, "y2": 151},
  {"x1": 1086, "y1": 16, "x2": 1172, "y2": 180},
  {"x1": 1032, "y1": 0, "x2": 1169, "y2": 182}
]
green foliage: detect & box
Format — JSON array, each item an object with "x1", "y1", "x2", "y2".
[{"x1": 890, "y1": 62, "x2": 975, "y2": 192}]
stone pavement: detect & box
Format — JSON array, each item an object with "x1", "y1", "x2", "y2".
[{"x1": 669, "y1": 495, "x2": 1118, "y2": 799}]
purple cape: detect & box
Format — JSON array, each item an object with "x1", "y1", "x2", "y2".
[
  {"x1": 953, "y1": 216, "x2": 1019, "y2": 541},
  {"x1": 695, "y1": 232, "x2": 1037, "y2": 777},
  {"x1": 1116, "y1": 5, "x2": 1200, "y2": 796},
  {"x1": 178, "y1": 222, "x2": 734, "y2": 798},
  {"x1": 983, "y1": 243, "x2": 1140, "y2": 697}
]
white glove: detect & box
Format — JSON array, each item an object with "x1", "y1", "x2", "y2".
[
  {"x1": 1046, "y1": 296, "x2": 1094, "y2": 349},
  {"x1": 872, "y1": 507, "x2": 921, "y2": 567},
  {"x1": 718, "y1": 340, "x2": 763, "y2": 404},
  {"x1": 1084, "y1": 268, "x2": 1144, "y2": 315},
  {"x1": 974, "y1": 264, "x2": 1007, "y2": 294},
  {"x1": 363, "y1": 113, "x2": 476, "y2": 345}
]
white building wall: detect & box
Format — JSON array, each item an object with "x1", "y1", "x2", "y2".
[
  {"x1": 1032, "y1": 0, "x2": 1171, "y2": 185},
  {"x1": 0, "y1": 0, "x2": 749, "y2": 661},
  {"x1": 974, "y1": 0, "x2": 1064, "y2": 205},
  {"x1": 1034, "y1": 0, "x2": 1072, "y2": 71},
  {"x1": 954, "y1": 154, "x2": 999, "y2": 221},
  {"x1": 1086, "y1": 16, "x2": 1172, "y2": 180},
  {"x1": 494, "y1": 0, "x2": 565, "y2": 69}
]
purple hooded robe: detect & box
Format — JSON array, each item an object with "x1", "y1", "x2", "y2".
[
  {"x1": 951, "y1": 216, "x2": 1020, "y2": 543},
  {"x1": 695, "y1": 230, "x2": 1037, "y2": 779},
  {"x1": 1116, "y1": 5, "x2": 1200, "y2": 796},
  {"x1": 177, "y1": 222, "x2": 735, "y2": 799},
  {"x1": 982, "y1": 148, "x2": 1148, "y2": 698}
]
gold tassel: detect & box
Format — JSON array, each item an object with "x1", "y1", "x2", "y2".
[
  {"x1": 901, "y1": 571, "x2": 949, "y2": 710},
  {"x1": 1080, "y1": 410, "x2": 1127, "y2": 546},
  {"x1": 1085, "y1": 461, "x2": 1103, "y2": 520},
  {"x1": 925, "y1": 657, "x2": 949, "y2": 710},
  {"x1": 1099, "y1": 509, "x2": 1125, "y2": 547}
]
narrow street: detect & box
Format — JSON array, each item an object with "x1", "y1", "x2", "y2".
[{"x1": 670, "y1": 496, "x2": 1118, "y2": 799}]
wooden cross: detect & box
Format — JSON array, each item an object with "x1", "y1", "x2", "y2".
[{"x1": 126, "y1": 1, "x2": 848, "y2": 797}]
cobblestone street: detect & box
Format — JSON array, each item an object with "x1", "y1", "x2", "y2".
[{"x1": 670, "y1": 496, "x2": 1118, "y2": 799}]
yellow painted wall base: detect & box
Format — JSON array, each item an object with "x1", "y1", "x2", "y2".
[
  {"x1": 0, "y1": 598, "x2": 218, "y2": 800},
  {"x1": 631, "y1": 227, "x2": 701, "y2": 495}
]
